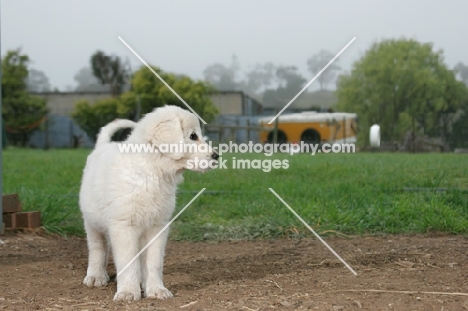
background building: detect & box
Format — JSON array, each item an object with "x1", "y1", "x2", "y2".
[{"x1": 28, "y1": 90, "x2": 266, "y2": 148}]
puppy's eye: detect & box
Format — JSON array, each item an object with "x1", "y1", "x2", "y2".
[{"x1": 189, "y1": 132, "x2": 198, "y2": 141}]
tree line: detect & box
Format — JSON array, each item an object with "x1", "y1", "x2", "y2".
[
  {"x1": 2, "y1": 38, "x2": 468, "y2": 147},
  {"x1": 202, "y1": 51, "x2": 340, "y2": 107}
]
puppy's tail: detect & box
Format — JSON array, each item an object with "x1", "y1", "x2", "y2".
[{"x1": 95, "y1": 119, "x2": 136, "y2": 148}]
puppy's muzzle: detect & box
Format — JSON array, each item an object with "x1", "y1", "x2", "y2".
[{"x1": 211, "y1": 152, "x2": 219, "y2": 160}]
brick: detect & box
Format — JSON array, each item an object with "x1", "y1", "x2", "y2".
[
  {"x1": 3, "y1": 213, "x2": 17, "y2": 229},
  {"x1": 2, "y1": 194, "x2": 22, "y2": 213},
  {"x1": 15, "y1": 211, "x2": 41, "y2": 229}
]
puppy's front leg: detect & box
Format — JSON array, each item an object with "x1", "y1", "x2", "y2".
[
  {"x1": 142, "y1": 225, "x2": 173, "y2": 299},
  {"x1": 109, "y1": 226, "x2": 142, "y2": 301}
]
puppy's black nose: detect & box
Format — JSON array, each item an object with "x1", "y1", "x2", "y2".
[{"x1": 211, "y1": 152, "x2": 219, "y2": 160}]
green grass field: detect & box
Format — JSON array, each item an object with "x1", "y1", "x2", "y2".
[{"x1": 3, "y1": 148, "x2": 468, "y2": 240}]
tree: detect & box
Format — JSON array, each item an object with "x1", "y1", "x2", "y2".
[
  {"x1": 263, "y1": 66, "x2": 307, "y2": 109},
  {"x1": 449, "y1": 62, "x2": 468, "y2": 148},
  {"x1": 203, "y1": 55, "x2": 242, "y2": 91},
  {"x1": 455, "y1": 62, "x2": 468, "y2": 86},
  {"x1": 2, "y1": 50, "x2": 29, "y2": 97},
  {"x1": 307, "y1": 50, "x2": 341, "y2": 91},
  {"x1": 446, "y1": 98, "x2": 468, "y2": 149},
  {"x1": 74, "y1": 67, "x2": 108, "y2": 92},
  {"x1": 118, "y1": 65, "x2": 218, "y2": 121},
  {"x1": 72, "y1": 98, "x2": 121, "y2": 140},
  {"x1": 90, "y1": 51, "x2": 129, "y2": 96},
  {"x1": 26, "y1": 68, "x2": 51, "y2": 93},
  {"x1": 243, "y1": 62, "x2": 276, "y2": 95},
  {"x1": 72, "y1": 65, "x2": 218, "y2": 141},
  {"x1": 1, "y1": 49, "x2": 49, "y2": 146},
  {"x1": 336, "y1": 39, "x2": 467, "y2": 146}
]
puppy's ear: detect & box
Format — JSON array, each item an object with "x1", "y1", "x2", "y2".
[{"x1": 151, "y1": 117, "x2": 184, "y2": 159}]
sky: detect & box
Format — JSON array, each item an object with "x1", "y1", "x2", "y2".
[{"x1": 2, "y1": 0, "x2": 467, "y2": 91}]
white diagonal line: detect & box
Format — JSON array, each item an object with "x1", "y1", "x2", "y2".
[
  {"x1": 268, "y1": 188, "x2": 357, "y2": 275},
  {"x1": 118, "y1": 36, "x2": 207, "y2": 124},
  {"x1": 117, "y1": 188, "x2": 206, "y2": 276},
  {"x1": 268, "y1": 37, "x2": 356, "y2": 124}
]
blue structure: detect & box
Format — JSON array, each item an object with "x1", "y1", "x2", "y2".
[{"x1": 29, "y1": 115, "x2": 94, "y2": 149}]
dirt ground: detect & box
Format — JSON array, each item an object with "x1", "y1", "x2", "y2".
[{"x1": 1, "y1": 233, "x2": 468, "y2": 311}]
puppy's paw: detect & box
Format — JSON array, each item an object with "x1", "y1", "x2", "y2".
[
  {"x1": 145, "y1": 287, "x2": 173, "y2": 300},
  {"x1": 83, "y1": 274, "x2": 109, "y2": 287},
  {"x1": 113, "y1": 290, "x2": 141, "y2": 301}
]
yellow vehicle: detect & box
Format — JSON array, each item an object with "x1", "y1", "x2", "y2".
[{"x1": 259, "y1": 111, "x2": 357, "y2": 144}]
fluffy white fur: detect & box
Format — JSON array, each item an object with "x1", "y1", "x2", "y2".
[{"x1": 79, "y1": 105, "x2": 217, "y2": 301}]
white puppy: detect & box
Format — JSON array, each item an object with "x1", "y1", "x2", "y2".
[{"x1": 80, "y1": 105, "x2": 218, "y2": 301}]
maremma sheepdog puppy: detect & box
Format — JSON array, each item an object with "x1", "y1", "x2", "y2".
[{"x1": 79, "y1": 105, "x2": 218, "y2": 301}]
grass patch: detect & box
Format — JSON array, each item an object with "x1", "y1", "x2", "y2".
[
  {"x1": 3, "y1": 148, "x2": 86, "y2": 236},
  {"x1": 3, "y1": 148, "x2": 468, "y2": 239}
]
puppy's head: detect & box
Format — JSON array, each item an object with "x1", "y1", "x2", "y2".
[{"x1": 143, "y1": 105, "x2": 218, "y2": 172}]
